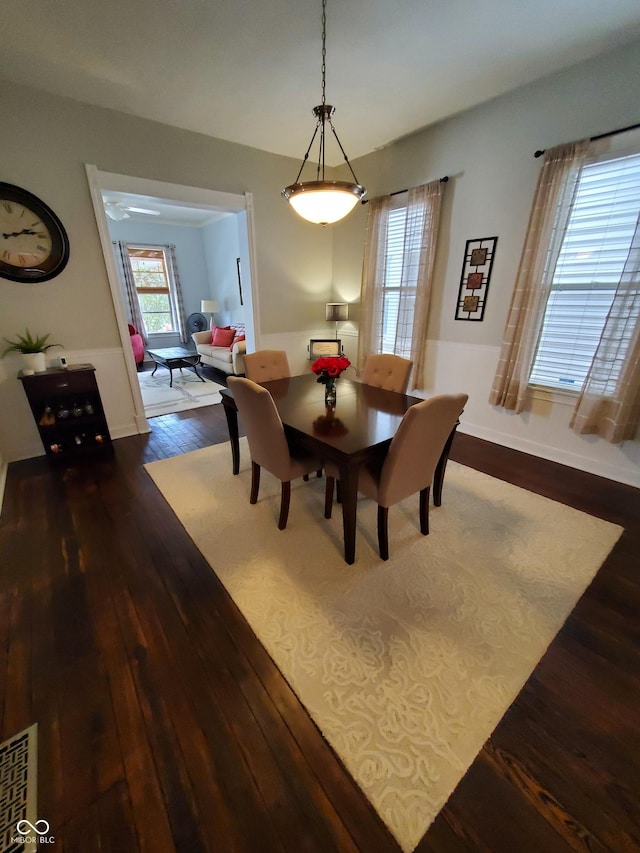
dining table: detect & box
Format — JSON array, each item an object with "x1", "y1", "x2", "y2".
[{"x1": 219, "y1": 374, "x2": 458, "y2": 565}]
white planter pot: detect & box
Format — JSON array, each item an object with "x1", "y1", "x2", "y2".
[{"x1": 22, "y1": 352, "x2": 47, "y2": 372}]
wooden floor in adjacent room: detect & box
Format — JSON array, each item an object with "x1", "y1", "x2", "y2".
[{"x1": 1, "y1": 396, "x2": 639, "y2": 853}]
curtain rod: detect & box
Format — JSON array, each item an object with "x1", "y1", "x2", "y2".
[
  {"x1": 534, "y1": 121, "x2": 640, "y2": 158},
  {"x1": 361, "y1": 175, "x2": 449, "y2": 204}
]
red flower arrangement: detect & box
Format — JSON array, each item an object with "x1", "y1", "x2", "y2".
[{"x1": 311, "y1": 355, "x2": 351, "y2": 383}]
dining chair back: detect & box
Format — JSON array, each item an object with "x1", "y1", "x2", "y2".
[
  {"x1": 228, "y1": 376, "x2": 321, "y2": 529},
  {"x1": 361, "y1": 353, "x2": 413, "y2": 393},
  {"x1": 244, "y1": 350, "x2": 290, "y2": 383},
  {"x1": 325, "y1": 393, "x2": 468, "y2": 558}
]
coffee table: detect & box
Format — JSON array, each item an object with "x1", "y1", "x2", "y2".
[{"x1": 147, "y1": 347, "x2": 204, "y2": 388}]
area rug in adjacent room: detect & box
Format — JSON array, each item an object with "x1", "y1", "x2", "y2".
[
  {"x1": 137, "y1": 369, "x2": 225, "y2": 418},
  {"x1": 145, "y1": 440, "x2": 622, "y2": 852}
]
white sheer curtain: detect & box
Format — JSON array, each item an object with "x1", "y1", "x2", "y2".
[
  {"x1": 357, "y1": 180, "x2": 443, "y2": 389},
  {"x1": 570, "y1": 213, "x2": 640, "y2": 442},
  {"x1": 489, "y1": 141, "x2": 589, "y2": 412}
]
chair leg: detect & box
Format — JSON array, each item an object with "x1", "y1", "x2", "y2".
[
  {"x1": 324, "y1": 476, "x2": 335, "y2": 519},
  {"x1": 377, "y1": 505, "x2": 389, "y2": 560},
  {"x1": 278, "y1": 481, "x2": 291, "y2": 530},
  {"x1": 303, "y1": 474, "x2": 309, "y2": 481},
  {"x1": 316, "y1": 469, "x2": 323, "y2": 478},
  {"x1": 419, "y1": 487, "x2": 430, "y2": 535},
  {"x1": 250, "y1": 461, "x2": 260, "y2": 504},
  {"x1": 336, "y1": 480, "x2": 342, "y2": 504}
]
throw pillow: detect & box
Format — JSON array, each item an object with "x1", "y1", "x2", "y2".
[
  {"x1": 211, "y1": 326, "x2": 235, "y2": 347},
  {"x1": 229, "y1": 333, "x2": 245, "y2": 351}
]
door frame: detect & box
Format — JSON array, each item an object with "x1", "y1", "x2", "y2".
[{"x1": 85, "y1": 164, "x2": 260, "y2": 432}]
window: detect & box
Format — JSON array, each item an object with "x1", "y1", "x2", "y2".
[
  {"x1": 529, "y1": 146, "x2": 640, "y2": 392},
  {"x1": 127, "y1": 246, "x2": 176, "y2": 334},
  {"x1": 358, "y1": 181, "x2": 443, "y2": 389},
  {"x1": 374, "y1": 199, "x2": 432, "y2": 358},
  {"x1": 378, "y1": 207, "x2": 413, "y2": 355}
]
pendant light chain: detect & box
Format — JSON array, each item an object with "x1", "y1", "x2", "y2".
[
  {"x1": 281, "y1": 0, "x2": 366, "y2": 224},
  {"x1": 321, "y1": 0, "x2": 327, "y2": 109},
  {"x1": 318, "y1": 0, "x2": 327, "y2": 180}
]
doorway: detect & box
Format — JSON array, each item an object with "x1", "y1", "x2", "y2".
[{"x1": 85, "y1": 166, "x2": 259, "y2": 431}]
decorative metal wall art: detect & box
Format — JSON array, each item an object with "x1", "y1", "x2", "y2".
[
  {"x1": 455, "y1": 236, "x2": 498, "y2": 321},
  {"x1": 236, "y1": 257, "x2": 244, "y2": 305}
]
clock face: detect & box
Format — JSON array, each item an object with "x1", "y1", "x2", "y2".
[
  {"x1": 0, "y1": 183, "x2": 69, "y2": 283},
  {"x1": 0, "y1": 201, "x2": 53, "y2": 267}
]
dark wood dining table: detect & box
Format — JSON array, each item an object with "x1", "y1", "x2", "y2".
[{"x1": 219, "y1": 374, "x2": 458, "y2": 565}]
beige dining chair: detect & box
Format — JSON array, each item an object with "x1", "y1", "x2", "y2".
[
  {"x1": 360, "y1": 353, "x2": 413, "y2": 393},
  {"x1": 228, "y1": 377, "x2": 322, "y2": 530},
  {"x1": 324, "y1": 393, "x2": 468, "y2": 559},
  {"x1": 243, "y1": 350, "x2": 290, "y2": 382}
]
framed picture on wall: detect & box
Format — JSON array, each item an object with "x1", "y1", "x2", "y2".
[
  {"x1": 308, "y1": 339, "x2": 342, "y2": 359},
  {"x1": 236, "y1": 257, "x2": 244, "y2": 305},
  {"x1": 455, "y1": 236, "x2": 498, "y2": 321}
]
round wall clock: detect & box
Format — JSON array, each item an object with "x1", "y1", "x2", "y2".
[{"x1": 0, "y1": 182, "x2": 70, "y2": 283}]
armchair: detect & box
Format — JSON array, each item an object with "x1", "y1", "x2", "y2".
[{"x1": 128, "y1": 324, "x2": 144, "y2": 366}]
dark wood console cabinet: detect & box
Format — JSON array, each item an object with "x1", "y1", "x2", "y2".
[{"x1": 20, "y1": 364, "x2": 113, "y2": 461}]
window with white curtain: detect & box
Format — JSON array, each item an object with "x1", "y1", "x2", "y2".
[{"x1": 529, "y1": 146, "x2": 640, "y2": 391}]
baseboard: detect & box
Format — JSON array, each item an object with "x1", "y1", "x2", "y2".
[{"x1": 459, "y1": 422, "x2": 640, "y2": 489}]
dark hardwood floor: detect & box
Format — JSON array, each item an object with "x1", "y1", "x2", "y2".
[{"x1": 1, "y1": 393, "x2": 639, "y2": 852}]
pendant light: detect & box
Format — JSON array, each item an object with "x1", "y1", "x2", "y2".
[{"x1": 282, "y1": 0, "x2": 366, "y2": 225}]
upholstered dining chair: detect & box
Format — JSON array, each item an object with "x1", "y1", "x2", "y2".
[
  {"x1": 228, "y1": 377, "x2": 322, "y2": 530},
  {"x1": 324, "y1": 393, "x2": 468, "y2": 559},
  {"x1": 243, "y1": 350, "x2": 290, "y2": 383},
  {"x1": 360, "y1": 353, "x2": 413, "y2": 393}
]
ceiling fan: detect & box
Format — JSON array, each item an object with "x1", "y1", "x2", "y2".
[{"x1": 103, "y1": 200, "x2": 161, "y2": 221}]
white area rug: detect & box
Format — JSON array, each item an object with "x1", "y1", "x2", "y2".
[
  {"x1": 138, "y1": 369, "x2": 225, "y2": 417},
  {"x1": 145, "y1": 440, "x2": 622, "y2": 852}
]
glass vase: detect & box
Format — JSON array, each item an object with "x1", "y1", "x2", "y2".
[{"x1": 324, "y1": 378, "x2": 337, "y2": 407}]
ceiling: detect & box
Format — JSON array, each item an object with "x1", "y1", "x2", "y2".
[
  {"x1": 101, "y1": 192, "x2": 232, "y2": 226},
  {"x1": 3, "y1": 0, "x2": 640, "y2": 168}
]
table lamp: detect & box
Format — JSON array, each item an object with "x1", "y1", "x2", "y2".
[
  {"x1": 325, "y1": 302, "x2": 349, "y2": 339},
  {"x1": 201, "y1": 300, "x2": 219, "y2": 330}
]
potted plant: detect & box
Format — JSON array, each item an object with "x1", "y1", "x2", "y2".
[{"x1": 2, "y1": 329, "x2": 61, "y2": 373}]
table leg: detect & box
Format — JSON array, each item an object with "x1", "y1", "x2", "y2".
[
  {"x1": 151, "y1": 363, "x2": 158, "y2": 377},
  {"x1": 168, "y1": 366, "x2": 174, "y2": 388},
  {"x1": 339, "y1": 464, "x2": 360, "y2": 565},
  {"x1": 192, "y1": 360, "x2": 205, "y2": 382},
  {"x1": 221, "y1": 397, "x2": 240, "y2": 475}
]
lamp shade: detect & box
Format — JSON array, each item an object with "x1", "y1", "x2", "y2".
[
  {"x1": 201, "y1": 300, "x2": 219, "y2": 314},
  {"x1": 326, "y1": 302, "x2": 349, "y2": 322},
  {"x1": 284, "y1": 182, "x2": 365, "y2": 226}
]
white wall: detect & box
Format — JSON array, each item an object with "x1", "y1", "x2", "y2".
[
  {"x1": 333, "y1": 38, "x2": 640, "y2": 487},
  {"x1": 202, "y1": 214, "x2": 247, "y2": 327},
  {"x1": 0, "y1": 81, "x2": 335, "y2": 463}
]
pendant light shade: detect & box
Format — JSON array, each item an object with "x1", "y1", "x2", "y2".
[
  {"x1": 282, "y1": 0, "x2": 366, "y2": 225},
  {"x1": 283, "y1": 181, "x2": 364, "y2": 225}
]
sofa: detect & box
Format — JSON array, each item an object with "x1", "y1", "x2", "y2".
[{"x1": 191, "y1": 322, "x2": 246, "y2": 375}]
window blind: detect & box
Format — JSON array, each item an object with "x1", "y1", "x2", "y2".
[
  {"x1": 377, "y1": 206, "x2": 420, "y2": 357},
  {"x1": 530, "y1": 149, "x2": 640, "y2": 391}
]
